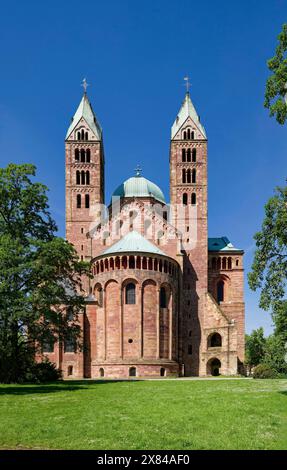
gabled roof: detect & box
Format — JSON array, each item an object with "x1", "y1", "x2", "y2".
[
  {"x1": 102, "y1": 231, "x2": 166, "y2": 256},
  {"x1": 66, "y1": 93, "x2": 102, "y2": 140},
  {"x1": 208, "y1": 237, "x2": 243, "y2": 252},
  {"x1": 171, "y1": 92, "x2": 206, "y2": 139}
]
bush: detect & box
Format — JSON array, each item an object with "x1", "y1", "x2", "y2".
[
  {"x1": 24, "y1": 359, "x2": 62, "y2": 383},
  {"x1": 253, "y1": 364, "x2": 277, "y2": 379}
]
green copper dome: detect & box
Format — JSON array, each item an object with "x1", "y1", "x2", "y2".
[{"x1": 111, "y1": 174, "x2": 166, "y2": 204}]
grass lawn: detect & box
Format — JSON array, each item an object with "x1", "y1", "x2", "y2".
[{"x1": 0, "y1": 378, "x2": 286, "y2": 450}]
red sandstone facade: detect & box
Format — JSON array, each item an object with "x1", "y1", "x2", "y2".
[{"x1": 44, "y1": 89, "x2": 245, "y2": 378}]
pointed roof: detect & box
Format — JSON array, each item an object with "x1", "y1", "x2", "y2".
[
  {"x1": 102, "y1": 231, "x2": 166, "y2": 256},
  {"x1": 171, "y1": 92, "x2": 206, "y2": 139},
  {"x1": 66, "y1": 93, "x2": 102, "y2": 140}
]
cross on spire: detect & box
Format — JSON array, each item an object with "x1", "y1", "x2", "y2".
[
  {"x1": 81, "y1": 78, "x2": 89, "y2": 94},
  {"x1": 183, "y1": 75, "x2": 191, "y2": 93},
  {"x1": 134, "y1": 165, "x2": 142, "y2": 177}
]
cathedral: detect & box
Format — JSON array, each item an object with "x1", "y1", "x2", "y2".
[{"x1": 46, "y1": 85, "x2": 245, "y2": 378}]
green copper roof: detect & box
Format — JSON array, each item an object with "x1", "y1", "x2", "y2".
[
  {"x1": 208, "y1": 237, "x2": 243, "y2": 252},
  {"x1": 171, "y1": 92, "x2": 206, "y2": 139},
  {"x1": 103, "y1": 231, "x2": 166, "y2": 256},
  {"x1": 66, "y1": 93, "x2": 102, "y2": 140},
  {"x1": 111, "y1": 175, "x2": 166, "y2": 204}
]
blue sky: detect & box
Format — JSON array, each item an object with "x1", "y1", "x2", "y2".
[{"x1": 0, "y1": 0, "x2": 286, "y2": 334}]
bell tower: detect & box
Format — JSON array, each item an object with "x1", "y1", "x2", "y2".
[
  {"x1": 65, "y1": 85, "x2": 104, "y2": 261},
  {"x1": 169, "y1": 88, "x2": 208, "y2": 375}
]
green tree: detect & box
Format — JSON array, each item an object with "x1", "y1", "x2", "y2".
[
  {"x1": 265, "y1": 24, "x2": 287, "y2": 124},
  {"x1": 248, "y1": 186, "x2": 287, "y2": 323},
  {"x1": 245, "y1": 328, "x2": 266, "y2": 372},
  {"x1": 263, "y1": 334, "x2": 287, "y2": 375},
  {"x1": 0, "y1": 164, "x2": 90, "y2": 383}
]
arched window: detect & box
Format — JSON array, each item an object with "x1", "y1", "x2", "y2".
[
  {"x1": 192, "y1": 148, "x2": 196, "y2": 162},
  {"x1": 182, "y1": 148, "x2": 186, "y2": 162},
  {"x1": 42, "y1": 339, "x2": 54, "y2": 353},
  {"x1": 76, "y1": 171, "x2": 80, "y2": 185},
  {"x1": 75, "y1": 149, "x2": 79, "y2": 161},
  {"x1": 160, "y1": 287, "x2": 167, "y2": 308},
  {"x1": 81, "y1": 129, "x2": 85, "y2": 140},
  {"x1": 208, "y1": 333, "x2": 222, "y2": 348},
  {"x1": 77, "y1": 131, "x2": 81, "y2": 141},
  {"x1": 77, "y1": 194, "x2": 81, "y2": 208},
  {"x1": 222, "y1": 257, "x2": 227, "y2": 270},
  {"x1": 85, "y1": 194, "x2": 90, "y2": 208},
  {"x1": 160, "y1": 367, "x2": 165, "y2": 377},
  {"x1": 187, "y1": 148, "x2": 191, "y2": 162},
  {"x1": 217, "y1": 280, "x2": 224, "y2": 303},
  {"x1": 191, "y1": 131, "x2": 194, "y2": 139},
  {"x1": 125, "y1": 283, "x2": 136, "y2": 304},
  {"x1": 192, "y1": 169, "x2": 196, "y2": 183},
  {"x1": 80, "y1": 148, "x2": 85, "y2": 162},
  {"x1": 129, "y1": 256, "x2": 135, "y2": 269},
  {"x1": 182, "y1": 169, "x2": 186, "y2": 183},
  {"x1": 187, "y1": 128, "x2": 191, "y2": 139},
  {"x1": 81, "y1": 170, "x2": 85, "y2": 185},
  {"x1": 183, "y1": 193, "x2": 188, "y2": 205},
  {"x1": 85, "y1": 132, "x2": 88, "y2": 141},
  {"x1": 99, "y1": 368, "x2": 104, "y2": 377},
  {"x1": 228, "y1": 257, "x2": 232, "y2": 269},
  {"x1": 86, "y1": 148, "x2": 91, "y2": 163},
  {"x1": 191, "y1": 193, "x2": 196, "y2": 205},
  {"x1": 186, "y1": 169, "x2": 191, "y2": 183},
  {"x1": 183, "y1": 131, "x2": 187, "y2": 140},
  {"x1": 129, "y1": 367, "x2": 136, "y2": 377},
  {"x1": 86, "y1": 171, "x2": 90, "y2": 185},
  {"x1": 64, "y1": 336, "x2": 76, "y2": 353}
]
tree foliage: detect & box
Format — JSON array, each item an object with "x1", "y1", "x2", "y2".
[
  {"x1": 265, "y1": 24, "x2": 287, "y2": 124},
  {"x1": 0, "y1": 164, "x2": 90, "y2": 383},
  {"x1": 245, "y1": 328, "x2": 266, "y2": 371},
  {"x1": 248, "y1": 186, "x2": 287, "y2": 320}
]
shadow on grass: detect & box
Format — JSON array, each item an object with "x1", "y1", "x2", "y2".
[{"x1": 0, "y1": 379, "x2": 141, "y2": 395}]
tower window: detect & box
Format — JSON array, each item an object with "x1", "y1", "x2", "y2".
[
  {"x1": 125, "y1": 283, "x2": 136, "y2": 304},
  {"x1": 64, "y1": 336, "x2": 76, "y2": 353},
  {"x1": 191, "y1": 193, "x2": 196, "y2": 205},
  {"x1": 160, "y1": 287, "x2": 167, "y2": 308},
  {"x1": 86, "y1": 171, "x2": 90, "y2": 185},
  {"x1": 186, "y1": 169, "x2": 191, "y2": 184},
  {"x1": 187, "y1": 148, "x2": 191, "y2": 162},
  {"x1": 187, "y1": 129, "x2": 191, "y2": 140},
  {"x1": 81, "y1": 129, "x2": 85, "y2": 140},
  {"x1": 188, "y1": 344, "x2": 192, "y2": 355},
  {"x1": 192, "y1": 169, "x2": 196, "y2": 183},
  {"x1": 81, "y1": 170, "x2": 85, "y2": 185},
  {"x1": 192, "y1": 148, "x2": 196, "y2": 162},
  {"x1": 77, "y1": 194, "x2": 81, "y2": 208},
  {"x1": 182, "y1": 169, "x2": 186, "y2": 183},
  {"x1": 80, "y1": 149, "x2": 85, "y2": 162},
  {"x1": 75, "y1": 149, "x2": 79, "y2": 161},
  {"x1": 76, "y1": 171, "x2": 80, "y2": 185},
  {"x1": 182, "y1": 148, "x2": 186, "y2": 162},
  {"x1": 183, "y1": 193, "x2": 188, "y2": 205},
  {"x1": 85, "y1": 194, "x2": 90, "y2": 208},
  {"x1": 183, "y1": 131, "x2": 187, "y2": 140},
  {"x1": 191, "y1": 131, "x2": 194, "y2": 139},
  {"x1": 217, "y1": 280, "x2": 224, "y2": 303},
  {"x1": 86, "y1": 148, "x2": 91, "y2": 163},
  {"x1": 85, "y1": 132, "x2": 88, "y2": 141}
]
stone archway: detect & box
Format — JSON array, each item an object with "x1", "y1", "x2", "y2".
[{"x1": 207, "y1": 358, "x2": 221, "y2": 376}]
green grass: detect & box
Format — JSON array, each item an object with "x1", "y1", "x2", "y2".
[{"x1": 0, "y1": 378, "x2": 286, "y2": 450}]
